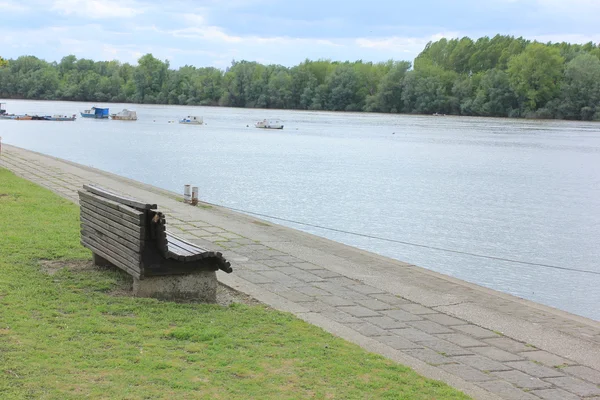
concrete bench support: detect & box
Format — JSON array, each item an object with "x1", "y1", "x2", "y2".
[{"x1": 133, "y1": 270, "x2": 217, "y2": 302}]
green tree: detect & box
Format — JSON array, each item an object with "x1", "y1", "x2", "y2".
[
  {"x1": 326, "y1": 64, "x2": 360, "y2": 111},
  {"x1": 507, "y1": 43, "x2": 564, "y2": 111},
  {"x1": 559, "y1": 53, "x2": 600, "y2": 120},
  {"x1": 402, "y1": 65, "x2": 457, "y2": 114},
  {"x1": 365, "y1": 61, "x2": 411, "y2": 112},
  {"x1": 468, "y1": 69, "x2": 518, "y2": 117},
  {"x1": 134, "y1": 54, "x2": 169, "y2": 103}
]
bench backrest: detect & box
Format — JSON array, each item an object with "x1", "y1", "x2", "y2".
[{"x1": 79, "y1": 185, "x2": 156, "y2": 279}]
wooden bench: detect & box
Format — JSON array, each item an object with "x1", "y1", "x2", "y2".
[{"x1": 78, "y1": 184, "x2": 232, "y2": 301}]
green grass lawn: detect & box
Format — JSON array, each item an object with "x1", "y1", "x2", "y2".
[{"x1": 0, "y1": 168, "x2": 470, "y2": 400}]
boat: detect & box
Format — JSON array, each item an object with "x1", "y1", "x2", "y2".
[
  {"x1": 0, "y1": 103, "x2": 16, "y2": 119},
  {"x1": 80, "y1": 107, "x2": 109, "y2": 119},
  {"x1": 110, "y1": 109, "x2": 137, "y2": 121},
  {"x1": 179, "y1": 115, "x2": 203, "y2": 125},
  {"x1": 0, "y1": 103, "x2": 14, "y2": 119},
  {"x1": 15, "y1": 115, "x2": 32, "y2": 120},
  {"x1": 47, "y1": 114, "x2": 76, "y2": 121},
  {"x1": 255, "y1": 119, "x2": 284, "y2": 129}
]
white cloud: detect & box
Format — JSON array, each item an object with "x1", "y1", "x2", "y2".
[
  {"x1": 0, "y1": 0, "x2": 29, "y2": 12},
  {"x1": 51, "y1": 0, "x2": 143, "y2": 19},
  {"x1": 530, "y1": 33, "x2": 600, "y2": 44},
  {"x1": 356, "y1": 32, "x2": 461, "y2": 53}
]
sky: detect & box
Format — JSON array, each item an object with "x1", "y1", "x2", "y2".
[{"x1": 1, "y1": 0, "x2": 599, "y2": 69}]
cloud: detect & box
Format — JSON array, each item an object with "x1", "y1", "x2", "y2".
[
  {"x1": 0, "y1": 0, "x2": 29, "y2": 12},
  {"x1": 2, "y1": 0, "x2": 599, "y2": 70},
  {"x1": 356, "y1": 32, "x2": 461, "y2": 53},
  {"x1": 530, "y1": 33, "x2": 600, "y2": 45},
  {"x1": 51, "y1": 0, "x2": 143, "y2": 19}
]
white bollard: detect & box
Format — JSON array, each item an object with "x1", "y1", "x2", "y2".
[
  {"x1": 191, "y1": 186, "x2": 199, "y2": 206},
  {"x1": 183, "y1": 184, "x2": 191, "y2": 203}
]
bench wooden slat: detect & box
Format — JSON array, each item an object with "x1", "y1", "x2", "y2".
[
  {"x1": 81, "y1": 224, "x2": 142, "y2": 254},
  {"x1": 80, "y1": 199, "x2": 144, "y2": 233},
  {"x1": 166, "y1": 238, "x2": 197, "y2": 257},
  {"x1": 166, "y1": 232, "x2": 206, "y2": 253},
  {"x1": 83, "y1": 184, "x2": 157, "y2": 210},
  {"x1": 165, "y1": 232, "x2": 232, "y2": 272},
  {"x1": 81, "y1": 208, "x2": 144, "y2": 237},
  {"x1": 81, "y1": 239, "x2": 141, "y2": 279},
  {"x1": 165, "y1": 234, "x2": 209, "y2": 262},
  {"x1": 79, "y1": 194, "x2": 143, "y2": 226},
  {"x1": 80, "y1": 215, "x2": 143, "y2": 250},
  {"x1": 83, "y1": 231, "x2": 141, "y2": 264},
  {"x1": 78, "y1": 190, "x2": 144, "y2": 221}
]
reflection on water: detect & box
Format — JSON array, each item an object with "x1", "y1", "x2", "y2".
[{"x1": 2, "y1": 99, "x2": 600, "y2": 321}]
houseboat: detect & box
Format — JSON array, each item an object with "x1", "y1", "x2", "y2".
[
  {"x1": 110, "y1": 109, "x2": 137, "y2": 121},
  {"x1": 81, "y1": 107, "x2": 109, "y2": 119}
]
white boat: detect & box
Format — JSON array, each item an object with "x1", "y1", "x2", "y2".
[
  {"x1": 179, "y1": 115, "x2": 203, "y2": 125},
  {"x1": 47, "y1": 114, "x2": 76, "y2": 121},
  {"x1": 255, "y1": 119, "x2": 284, "y2": 129},
  {"x1": 110, "y1": 109, "x2": 137, "y2": 121}
]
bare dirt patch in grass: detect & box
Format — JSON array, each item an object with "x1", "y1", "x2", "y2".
[{"x1": 39, "y1": 259, "x2": 260, "y2": 306}]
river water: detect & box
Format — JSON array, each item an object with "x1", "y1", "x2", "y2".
[{"x1": 2, "y1": 99, "x2": 599, "y2": 321}]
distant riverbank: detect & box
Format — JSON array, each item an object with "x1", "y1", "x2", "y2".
[{"x1": 1, "y1": 34, "x2": 600, "y2": 121}]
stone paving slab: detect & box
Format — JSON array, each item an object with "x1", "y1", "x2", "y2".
[
  {"x1": 544, "y1": 376, "x2": 600, "y2": 397},
  {"x1": 3, "y1": 144, "x2": 600, "y2": 400}
]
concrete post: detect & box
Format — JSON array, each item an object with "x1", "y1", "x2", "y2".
[
  {"x1": 191, "y1": 186, "x2": 198, "y2": 206},
  {"x1": 183, "y1": 184, "x2": 191, "y2": 203}
]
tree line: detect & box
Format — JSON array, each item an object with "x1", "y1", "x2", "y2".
[{"x1": 1, "y1": 34, "x2": 600, "y2": 120}]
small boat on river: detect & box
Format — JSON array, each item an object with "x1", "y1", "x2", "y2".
[
  {"x1": 179, "y1": 115, "x2": 203, "y2": 125},
  {"x1": 255, "y1": 119, "x2": 284, "y2": 129},
  {"x1": 81, "y1": 107, "x2": 109, "y2": 119},
  {"x1": 0, "y1": 103, "x2": 16, "y2": 119},
  {"x1": 110, "y1": 109, "x2": 137, "y2": 121},
  {"x1": 47, "y1": 114, "x2": 76, "y2": 121}
]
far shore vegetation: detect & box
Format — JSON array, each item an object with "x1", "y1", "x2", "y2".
[
  {"x1": 1, "y1": 34, "x2": 600, "y2": 121},
  {"x1": 0, "y1": 168, "x2": 470, "y2": 399}
]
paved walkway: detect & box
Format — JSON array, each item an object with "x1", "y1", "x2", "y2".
[{"x1": 2, "y1": 144, "x2": 600, "y2": 400}]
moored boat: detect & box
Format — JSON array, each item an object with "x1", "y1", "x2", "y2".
[
  {"x1": 110, "y1": 109, "x2": 137, "y2": 121},
  {"x1": 255, "y1": 119, "x2": 284, "y2": 129},
  {"x1": 15, "y1": 115, "x2": 32, "y2": 120},
  {"x1": 81, "y1": 107, "x2": 109, "y2": 119},
  {"x1": 0, "y1": 103, "x2": 17, "y2": 119},
  {"x1": 47, "y1": 114, "x2": 76, "y2": 121},
  {"x1": 179, "y1": 115, "x2": 203, "y2": 125}
]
